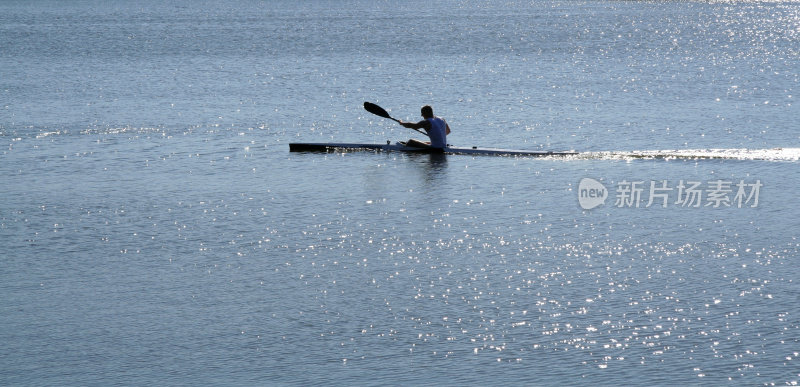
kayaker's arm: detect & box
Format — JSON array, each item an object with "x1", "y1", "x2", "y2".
[{"x1": 399, "y1": 120, "x2": 432, "y2": 131}]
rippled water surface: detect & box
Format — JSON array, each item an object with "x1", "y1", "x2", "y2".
[{"x1": 2, "y1": 0, "x2": 799, "y2": 385}]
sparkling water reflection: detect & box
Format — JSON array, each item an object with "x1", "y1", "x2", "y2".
[{"x1": 2, "y1": 0, "x2": 799, "y2": 385}]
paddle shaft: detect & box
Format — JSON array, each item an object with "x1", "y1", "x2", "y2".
[{"x1": 364, "y1": 102, "x2": 427, "y2": 136}]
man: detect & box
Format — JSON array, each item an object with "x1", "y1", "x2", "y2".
[{"x1": 398, "y1": 105, "x2": 451, "y2": 150}]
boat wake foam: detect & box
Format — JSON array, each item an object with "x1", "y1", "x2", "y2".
[{"x1": 570, "y1": 148, "x2": 800, "y2": 162}]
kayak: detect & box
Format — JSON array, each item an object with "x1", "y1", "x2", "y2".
[{"x1": 289, "y1": 141, "x2": 578, "y2": 157}]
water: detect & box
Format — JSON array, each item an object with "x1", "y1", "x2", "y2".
[{"x1": 2, "y1": 0, "x2": 799, "y2": 385}]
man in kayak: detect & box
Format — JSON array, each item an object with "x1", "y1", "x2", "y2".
[{"x1": 399, "y1": 105, "x2": 451, "y2": 150}]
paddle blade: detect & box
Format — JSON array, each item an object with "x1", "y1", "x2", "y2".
[{"x1": 363, "y1": 102, "x2": 393, "y2": 120}]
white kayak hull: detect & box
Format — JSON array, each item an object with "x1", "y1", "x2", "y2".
[{"x1": 289, "y1": 142, "x2": 577, "y2": 157}]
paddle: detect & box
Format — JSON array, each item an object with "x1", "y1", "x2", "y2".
[{"x1": 363, "y1": 102, "x2": 426, "y2": 135}]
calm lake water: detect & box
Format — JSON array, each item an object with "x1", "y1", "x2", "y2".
[{"x1": 2, "y1": 0, "x2": 799, "y2": 385}]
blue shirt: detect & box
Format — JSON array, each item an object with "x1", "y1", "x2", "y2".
[{"x1": 425, "y1": 117, "x2": 447, "y2": 148}]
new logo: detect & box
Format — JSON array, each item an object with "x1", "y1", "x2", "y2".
[{"x1": 578, "y1": 178, "x2": 607, "y2": 209}]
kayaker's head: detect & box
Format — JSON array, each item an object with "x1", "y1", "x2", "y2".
[{"x1": 421, "y1": 105, "x2": 433, "y2": 119}]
